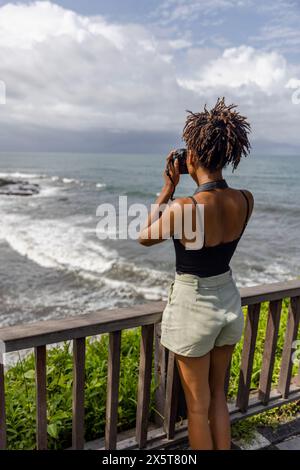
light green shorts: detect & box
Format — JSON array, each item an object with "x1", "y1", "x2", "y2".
[{"x1": 160, "y1": 269, "x2": 244, "y2": 357}]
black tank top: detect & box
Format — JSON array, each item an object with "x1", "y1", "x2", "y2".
[{"x1": 172, "y1": 187, "x2": 250, "y2": 277}]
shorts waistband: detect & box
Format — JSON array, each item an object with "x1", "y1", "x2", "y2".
[{"x1": 174, "y1": 268, "x2": 233, "y2": 287}]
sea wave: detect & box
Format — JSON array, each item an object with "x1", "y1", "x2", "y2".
[
  {"x1": 0, "y1": 215, "x2": 116, "y2": 272},
  {"x1": 0, "y1": 171, "x2": 47, "y2": 179},
  {"x1": 0, "y1": 212, "x2": 169, "y2": 302},
  {"x1": 50, "y1": 176, "x2": 80, "y2": 184},
  {"x1": 234, "y1": 259, "x2": 296, "y2": 287},
  {"x1": 62, "y1": 177, "x2": 79, "y2": 184},
  {"x1": 37, "y1": 186, "x2": 62, "y2": 197}
]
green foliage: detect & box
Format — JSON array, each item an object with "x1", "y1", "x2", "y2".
[
  {"x1": 5, "y1": 329, "x2": 158, "y2": 450},
  {"x1": 4, "y1": 298, "x2": 300, "y2": 449}
]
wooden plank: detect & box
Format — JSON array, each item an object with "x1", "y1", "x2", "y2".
[
  {"x1": 278, "y1": 296, "x2": 300, "y2": 398},
  {"x1": 35, "y1": 345, "x2": 47, "y2": 450},
  {"x1": 72, "y1": 337, "x2": 86, "y2": 449},
  {"x1": 259, "y1": 300, "x2": 282, "y2": 404},
  {"x1": 0, "y1": 279, "x2": 300, "y2": 352},
  {"x1": 295, "y1": 366, "x2": 300, "y2": 387},
  {"x1": 136, "y1": 324, "x2": 154, "y2": 448},
  {"x1": 240, "y1": 279, "x2": 300, "y2": 307},
  {"x1": 163, "y1": 351, "x2": 180, "y2": 439},
  {"x1": 154, "y1": 323, "x2": 168, "y2": 427},
  {"x1": 105, "y1": 331, "x2": 121, "y2": 450},
  {"x1": 0, "y1": 358, "x2": 6, "y2": 450},
  {"x1": 0, "y1": 302, "x2": 166, "y2": 353},
  {"x1": 236, "y1": 303, "x2": 261, "y2": 412}
]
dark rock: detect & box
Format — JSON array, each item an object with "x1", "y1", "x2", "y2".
[{"x1": 0, "y1": 178, "x2": 40, "y2": 196}]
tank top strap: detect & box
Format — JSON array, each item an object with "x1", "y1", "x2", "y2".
[
  {"x1": 189, "y1": 196, "x2": 206, "y2": 245},
  {"x1": 239, "y1": 189, "x2": 250, "y2": 237}
]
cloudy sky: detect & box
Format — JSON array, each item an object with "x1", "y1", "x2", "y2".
[{"x1": 0, "y1": 0, "x2": 299, "y2": 153}]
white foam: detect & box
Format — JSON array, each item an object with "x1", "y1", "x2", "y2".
[
  {"x1": 0, "y1": 171, "x2": 47, "y2": 179},
  {"x1": 62, "y1": 178, "x2": 79, "y2": 184},
  {"x1": 51, "y1": 176, "x2": 82, "y2": 184},
  {"x1": 0, "y1": 214, "x2": 118, "y2": 274},
  {"x1": 36, "y1": 186, "x2": 61, "y2": 197},
  {"x1": 88, "y1": 272, "x2": 167, "y2": 300},
  {"x1": 96, "y1": 183, "x2": 106, "y2": 189},
  {"x1": 235, "y1": 260, "x2": 294, "y2": 287}
]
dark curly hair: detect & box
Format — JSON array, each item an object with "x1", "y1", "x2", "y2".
[{"x1": 182, "y1": 97, "x2": 251, "y2": 172}]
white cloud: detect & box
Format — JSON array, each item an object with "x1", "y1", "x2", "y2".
[
  {"x1": 286, "y1": 78, "x2": 300, "y2": 89},
  {"x1": 0, "y1": 1, "x2": 191, "y2": 133},
  {"x1": 0, "y1": 1, "x2": 299, "y2": 151},
  {"x1": 177, "y1": 46, "x2": 287, "y2": 94},
  {"x1": 176, "y1": 44, "x2": 300, "y2": 147}
]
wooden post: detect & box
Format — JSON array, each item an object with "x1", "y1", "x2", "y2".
[
  {"x1": 259, "y1": 300, "x2": 282, "y2": 404},
  {"x1": 278, "y1": 297, "x2": 300, "y2": 398},
  {"x1": 236, "y1": 303, "x2": 261, "y2": 412},
  {"x1": 35, "y1": 345, "x2": 47, "y2": 450},
  {"x1": 154, "y1": 323, "x2": 168, "y2": 427},
  {"x1": 163, "y1": 351, "x2": 180, "y2": 439},
  {"x1": 295, "y1": 364, "x2": 300, "y2": 387},
  {"x1": 136, "y1": 324, "x2": 154, "y2": 448},
  {"x1": 72, "y1": 337, "x2": 86, "y2": 449},
  {"x1": 105, "y1": 331, "x2": 121, "y2": 450}
]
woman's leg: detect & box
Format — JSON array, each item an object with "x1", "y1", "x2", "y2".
[
  {"x1": 175, "y1": 352, "x2": 212, "y2": 450},
  {"x1": 208, "y1": 344, "x2": 235, "y2": 450}
]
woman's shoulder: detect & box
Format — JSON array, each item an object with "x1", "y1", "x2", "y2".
[
  {"x1": 172, "y1": 193, "x2": 208, "y2": 206},
  {"x1": 238, "y1": 188, "x2": 254, "y2": 206},
  {"x1": 238, "y1": 188, "x2": 253, "y2": 198},
  {"x1": 237, "y1": 188, "x2": 254, "y2": 219}
]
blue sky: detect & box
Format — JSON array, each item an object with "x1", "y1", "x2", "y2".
[{"x1": 0, "y1": 0, "x2": 299, "y2": 153}]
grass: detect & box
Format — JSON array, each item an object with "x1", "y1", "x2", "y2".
[{"x1": 3, "y1": 298, "x2": 300, "y2": 449}]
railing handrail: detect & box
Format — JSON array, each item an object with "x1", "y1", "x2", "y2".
[{"x1": 1, "y1": 278, "x2": 300, "y2": 353}]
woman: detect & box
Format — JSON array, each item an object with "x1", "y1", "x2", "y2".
[{"x1": 138, "y1": 97, "x2": 254, "y2": 450}]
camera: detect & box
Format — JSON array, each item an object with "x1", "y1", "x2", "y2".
[{"x1": 173, "y1": 148, "x2": 188, "y2": 174}]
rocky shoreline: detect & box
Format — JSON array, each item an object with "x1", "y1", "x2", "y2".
[{"x1": 0, "y1": 177, "x2": 40, "y2": 196}]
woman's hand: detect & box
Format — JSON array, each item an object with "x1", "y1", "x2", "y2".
[
  {"x1": 138, "y1": 149, "x2": 180, "y2": 246},
  {"x1": 163, "y1": 149, "x2": 180, "y2": 191}
]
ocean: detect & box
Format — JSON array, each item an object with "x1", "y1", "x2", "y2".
[{"x1": 0, "y1": 151, "x2": 299, "y2": 328}]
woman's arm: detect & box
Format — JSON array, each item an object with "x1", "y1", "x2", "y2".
[{"x1": 138, "y1": 150, "x2": 180, "y2": 246}]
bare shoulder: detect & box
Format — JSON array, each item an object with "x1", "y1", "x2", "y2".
[
  {"x1": 171, "y1": 196, "x2": 196, "y2": 208},
  {"x1": 239, "y1": 189, "x2": 254, "y2": 213}
]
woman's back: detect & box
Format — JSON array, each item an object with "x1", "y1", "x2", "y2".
[
  {"x1": 178, "y1": 186, "x2": 253, "y2": 247},
  {"x1": 173, "y1": 185, "x2": 254, "y2": 277}
]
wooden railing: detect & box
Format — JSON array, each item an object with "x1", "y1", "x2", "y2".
[{"x1": 0, "y1": 279, "x2": 300, "y2": 450}]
